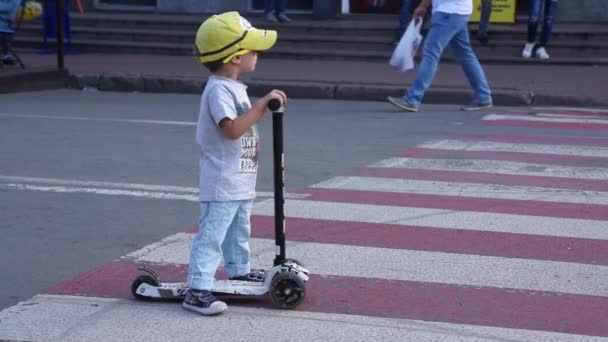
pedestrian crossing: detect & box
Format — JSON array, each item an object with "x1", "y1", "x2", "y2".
[{"x1": 1, "y1": 108, "x2": 608, "y2": 341}]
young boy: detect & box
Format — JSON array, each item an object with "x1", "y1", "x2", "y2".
[
  {"x1": 0, "y1": 0, "x2": 20, "y2": 65},
  {"x1": 184, "y1": 11, "x2": 287, "y2": 316}
]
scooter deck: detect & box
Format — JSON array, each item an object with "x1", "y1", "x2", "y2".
[{"x1": 135, "y1": 280, "x2": 270, "y2": 300}]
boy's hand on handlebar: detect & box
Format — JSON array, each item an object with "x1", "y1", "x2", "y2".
[{"x1": 263, "y1": 89, "x2": 287, "y2": 107}]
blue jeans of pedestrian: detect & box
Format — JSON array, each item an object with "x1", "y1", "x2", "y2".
[
  {"x1": 404, "y1": 11, "x2": 492, "y2": 106},
  {"x1": 187, "y1": 200, "x2": 253, "y2": 290},
  {"x1": 527, "y1": 0, "x2": 558, "y2": 46},
  {"x1": 265, "y1": 0, "x2": 288, "y2": 14}
]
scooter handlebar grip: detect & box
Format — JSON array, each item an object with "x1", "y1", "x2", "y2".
[{"x1": 267, "y1": 98, "x2": 282, "y2": 112}]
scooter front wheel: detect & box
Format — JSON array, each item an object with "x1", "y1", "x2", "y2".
[
  {"x1": 269, "y1": 272, "x2": 306, "y2": 309},
  {"x1": 131, "y1": 275, "x2": 159, "y2": 300}
]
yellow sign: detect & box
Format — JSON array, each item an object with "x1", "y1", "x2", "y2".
[{"x1": 470, "y1": 0, "x2": 516, "y2": 23}]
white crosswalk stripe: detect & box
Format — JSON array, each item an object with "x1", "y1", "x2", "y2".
[{"x1": 374, "y1": 157, "x2": 608, "y2": 180}]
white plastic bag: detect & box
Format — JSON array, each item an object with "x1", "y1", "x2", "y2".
[{"x1": 390, "y1": 18, "x2": 423, "y2": 72}]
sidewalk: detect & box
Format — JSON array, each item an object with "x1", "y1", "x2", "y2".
[{"x1": 6, "y1": 53, "x2": 608, "y2": 107}]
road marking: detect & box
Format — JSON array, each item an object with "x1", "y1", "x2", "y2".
[
  {"x1": 311, "y1": 176, "x2": 608, "y2": 205},
  {"x1": 483, "y1": 114, "x2": 608, "y2": 124},
  {"x1": 0, "y1": 175, "x2": 307, "y2": 200},
  {"x1": 418, "y1": 139, "x2": 608, "y2": 158},
  {"x1": 248, "y1": 215, "x2": 608, "y2": 265},
  {"x1": 531, "y1": 107, "x2": 608, "y2": 113},
  {"x1": 373, "y1": 157, "x2": 608, "y2": 180},
  {"x1": 0, "y1": 113, "x2": 196, "y2": 126},
  {"x1": 253, "y1": 199, "x2": 608, "y2": 240},
  {"x1": 124, "y1": 233, "x2": 608, "y2": 297}
]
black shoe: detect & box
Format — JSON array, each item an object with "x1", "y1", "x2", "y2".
[
  {"x1": 229, "y1": 270, "x2": 265, "y2": 282},
  {"x1": 182, "y1": 289, "x2": 227, "y2": 315},
  {"x1": 2, "y1": 54, "x2": 16, "y2": 65}
]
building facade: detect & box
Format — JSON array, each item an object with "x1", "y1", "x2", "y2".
[{"x1": 85, "y1": 0, "x2": 608, "y2": 22}]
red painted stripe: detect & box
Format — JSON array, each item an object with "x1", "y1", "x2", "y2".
[
  {"x1": 451, "y1": 134, "x2": 608, "y2": 146},
  {"x1": 354, "y1": 167, "x2": 608, "y2": 192},
  {"x1": 402, "y1": 148, "x2": 608, "y2": 167},
  {"x1": 483, "y1": 119, "x2": 608, "y2": 130},
  {"x1": 300, "y1": 188, "x2": 608, "y2": 220},
  {"x1": 247, "y1": 216, "x2": 608, "y2": 266},
  {"x1": 44, "y1": 260, "x2": 608, "y2": 337}
]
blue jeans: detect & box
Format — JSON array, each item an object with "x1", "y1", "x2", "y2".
[
  {"x1": 264, "y1": 0, "x2": 288, "y2": 14},
  {"x1": 527, "y1": 0, "x2": 558, "y2": 46},
  {"x1": 404, "y1": 11, "x2": 492, "y2": 106},
  {"x1": 187, "y1": 200, "x2": 253, "y2": 290}
]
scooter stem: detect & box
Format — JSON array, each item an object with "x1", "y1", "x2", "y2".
[{"x1": 269, "y1": 99, "x2": 286, "y2": 266}]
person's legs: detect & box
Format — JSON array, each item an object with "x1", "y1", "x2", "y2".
[
  {"x1": 403, "y1": 12, "x2": 460, "y2": 106},
  {"x1": 449, "y1": 21, "x2": 493, "y2": 107},
  {"x1": 222, "y1": 200, "x2": 253, "y2": 278},
  {"x1": 264, "y1": 0, "x2": 274, "y2": 14},
  {"x1": 539, "y1": 0, "x2": 558, "y2": 47},
  {"x1": 187, "y1": 201, "x2": 240, "y2": 291},
  {"x1": 523, "y1": 0, "x2": 542, "y2": 57},
  {"x1": 1, "y1": 32, "x2": 15, "y2": 65},
  {"x1": 477, "y1": 0, "x2": 492, "y2": 44},
  {"x1": 276, "y1": 0, "x2": 291, "y2": 22},
  {"x1": 527, "y1": 0, "x2": 542, "y2": 43},
  {"x1": 264, "y1": 0, "x2": 278, "y2": 21}
]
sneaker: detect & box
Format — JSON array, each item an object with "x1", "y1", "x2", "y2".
[
  {"x1": 265, "y1": 12, "x2": 278, "y2": 22},
  {"x1": 535, "y1": 46, "x2": 550, "y2": 60},
  {"x1": 276, "y1": 12, "x2": 291, "y2": 23},
  {"x1": 461, "y1": 100, "x2": 493, "y2": 111},
  {"x1": 182, "y1": 289, "x2": 227, "y2": 316},
  {"x1": 522, "y1": 42, "x2": 535, "y2": 58},
  {"x1": 2, "y1": 53, "x2": 16, "y2": 65},
  {"x1": 229, "y1": 270, "x2": 265, "y2": 282},
  {"x1": 387, "y1": 96, "x2": 418, "y2": 112}
]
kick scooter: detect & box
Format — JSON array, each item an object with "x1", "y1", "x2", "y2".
[{"x1": 130, "y1": 99, "x2": 309, "y2": 309}]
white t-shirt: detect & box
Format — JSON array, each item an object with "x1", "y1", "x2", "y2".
[
  {"x1": 195, "y1": 76, "x2": 259, "y2": 201},
  {"x1": 433, "y1": 0, "x2": 473, "y2": 15}
]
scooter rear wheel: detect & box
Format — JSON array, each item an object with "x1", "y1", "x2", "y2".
[
  {"x1": 131, "y1": 275, "x2": 159, "y2": 300},
  {"x1": 269, "y1": 272, "x2": 306, "y2": 309}
]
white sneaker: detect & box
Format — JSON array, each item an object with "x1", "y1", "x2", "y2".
[
  {"x1": 536, "y1": 46, "x2": 550, "y2": 60},
  {"x1": 522, "y1": 42, "x2": 535, "y2": 58}
]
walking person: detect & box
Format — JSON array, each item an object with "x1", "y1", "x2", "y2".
[
  {"x1": 0, "y1": 0, "x2": 20, "y2": 65},
  {"x1": 522, "y1": 0, "x2": 558, "y2": 59},
  {"x1": 264, "y1": 0, "x2": 291, "y2": 23},
  {"x1": 388, "y1": 0, "x2": 493, "y2": 112}
]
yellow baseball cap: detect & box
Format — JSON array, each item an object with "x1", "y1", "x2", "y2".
[{"x1": 195, "y1": 11, "x2": 277, "y2": 64}]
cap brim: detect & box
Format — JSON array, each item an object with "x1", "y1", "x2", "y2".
[{"x1": 242, "y1": 28, "x2": 277, "y2": 52}]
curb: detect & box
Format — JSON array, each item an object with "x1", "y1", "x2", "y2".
[
  {"x1": 68, "y1": 73, "x2": 607, "y2": 108},
  {"x1": 0, "y1": 68, "x2": 70, "y2": 94}
]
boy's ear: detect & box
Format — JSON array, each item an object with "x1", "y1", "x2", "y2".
[{"x1": 229, "y1": 55, "x2": 242, "y2": 65}]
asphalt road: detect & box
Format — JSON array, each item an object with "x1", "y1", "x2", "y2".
[{"x1": 0, "y1": 89, "x2": 600, "y2": 310}]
